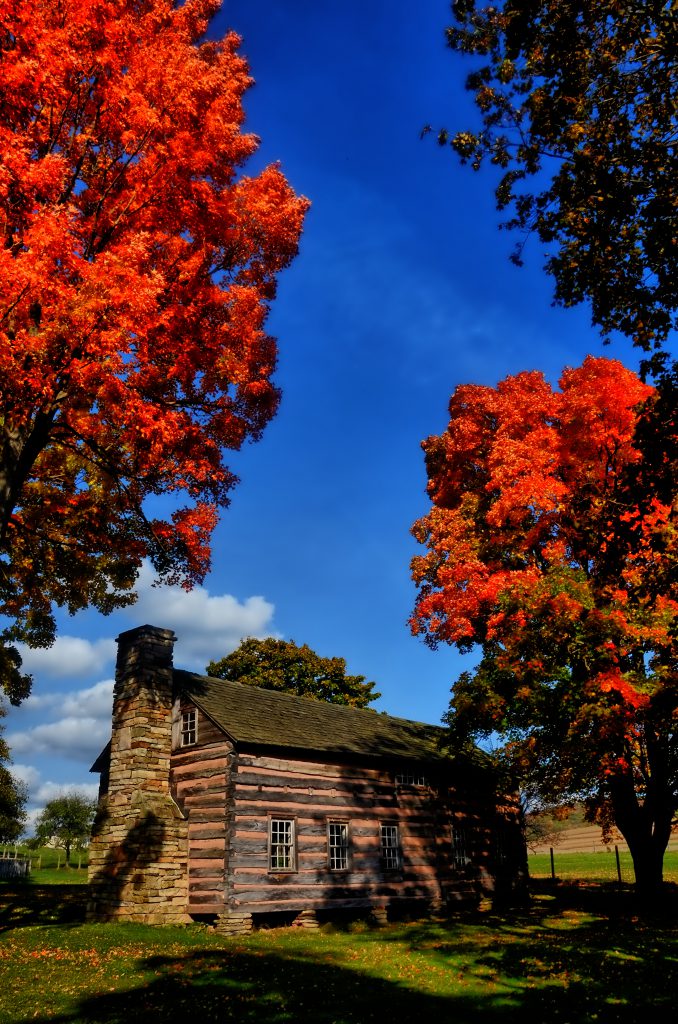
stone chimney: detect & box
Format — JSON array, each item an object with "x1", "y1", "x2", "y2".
[
  {"x1": 108, "y1": 625, "x2": 177, "y2": 801},
  {"x1": 88, "y1": 625, "x2": 190, "y2": 923}
]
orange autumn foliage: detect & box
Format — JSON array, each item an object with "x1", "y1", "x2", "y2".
[
  {"x1": 412, "y1": 358, "x2": 665, "y2": 652},
  {"x1": 0, "y1": 0, "x2": 309, "y2": 695},
  {"x1": 411, "y1": 356, "x2": 678, "y2": 891}
]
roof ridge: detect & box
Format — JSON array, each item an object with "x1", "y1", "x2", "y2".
[
  {"x1": 173, "y1": 667, "x2": 446, "y2": 762},
  {"x1": 173, "y1": 667, "x2": 442, "y2": 731}
]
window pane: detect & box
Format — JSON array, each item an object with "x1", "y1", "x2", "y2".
[
  {"x1": 328, "y1": 822, "x2": 349, "y2": 870},
  {"x1": 395, "y1": 773, "x2": 427, "y2": 786},
  {"x1": 451, "y1": 825, "x2": 470, "y2": 870},
  {"x1": 270, "y1": 818, "x2": 295, "y2": 870},
  {"x1": 181, "y1": 710, "x2": 197, "y2": 746},
  {"x1": 380, "y1": 824, "x2": 401, "y2": 870}
]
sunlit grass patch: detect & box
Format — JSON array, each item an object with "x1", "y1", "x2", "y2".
[
  {"x1": 528, "y1": 849, "x2": 678, "y2": 884},
  {"x1": 2, "y1": 883, "x2": 678, "y2": 1022}
]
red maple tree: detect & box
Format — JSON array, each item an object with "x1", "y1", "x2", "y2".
[
  {"x1": 0, "y1": 0, "x2": 309, "y2": 698},
  {"x1": 411, "y1": 357, "x2": 678, "y2": 893}
]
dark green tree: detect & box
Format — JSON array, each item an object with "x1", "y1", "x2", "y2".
[
  {"x1": 0, "y1": 710, "x2": 27, "y2": 843},
  {"x1": 33, "y1": 791, "x2": 97, "y2": 865},
  {"x1": 438, "y1": 0, "x2": 678, "y2": 363},
  {"x1": 207, "y1": 637, "x2": 381, "y2": 708}
]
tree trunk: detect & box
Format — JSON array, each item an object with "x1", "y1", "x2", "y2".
[
  {"x1": 609, "y1": 772, "x2": 674, "y2": 899},
  {"x1": 626, "y1": 836, "x2": 666, "y2": 896},
  {"x1": 0, "y1": 408, "x2": 58, "y2": 548}
]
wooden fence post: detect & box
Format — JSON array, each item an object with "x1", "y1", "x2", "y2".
[{"x1": 550, "y1": 847, "x2": 556, "y2": 880}]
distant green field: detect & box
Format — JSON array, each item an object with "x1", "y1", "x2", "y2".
[
  {"x1": 7, "y1": 845, "x2": 678, "y2": 887},
  {"x1": 0, "y1": 845, "x2": 88, "y2": 884},
  {"x1": 529, "y1": 849, "x2": 678, "y2": 884},
  {"x1": 7, "y1": 845, "x2": 678, "y2": 886}
]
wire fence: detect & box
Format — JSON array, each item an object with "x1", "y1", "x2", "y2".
[
  {"x1": 0, "y1": 846, "x2": 89, "y2": 873},
  {"x1": 528, "y1": 848, "x2": 678, "y2": 885}
]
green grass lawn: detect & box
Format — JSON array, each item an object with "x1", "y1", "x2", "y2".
[
  {"x1": 528, "y1": 849, "x2": 678, "y2": 884},
  {"x1": 2, "y1": 879, "x2": 678, "y2": 1023},
  {"x1": 0, "y1": 845, "x2": 88, "y2": 870},
  {"x1": 0, "y1": 845, "x2": 88, "y2": 887}
]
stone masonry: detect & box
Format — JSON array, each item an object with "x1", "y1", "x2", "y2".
[{"x1": 87, "y1": 625, "x2": 190, "y2": 923}]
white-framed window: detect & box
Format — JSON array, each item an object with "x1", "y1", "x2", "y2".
[
  {"x1": 395, "y1": 772, "x2": 428, "y2": 787},
  {"x1": 327, "y1": 821, "x2": 349, "y2": 871},
  {"x1": 380, "y1": 823, "x2": 401, "y2": 871},
  {"x1": 269, "y1": 818, "x2": 296, "y2": 871},
  {"x1": 451, "y1": 824, "x2": 471, "y2": 871},
  {"x1": 181, "y1": 709, "x2": 197, "y2": 746}
]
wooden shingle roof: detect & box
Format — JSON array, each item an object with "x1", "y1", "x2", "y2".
[{"x1": 175, "y1": 669, "x2": 447, "y2": 764}]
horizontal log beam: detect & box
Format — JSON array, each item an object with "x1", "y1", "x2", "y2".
[
  {"x1": 232, "y1": 882, "x2": 442, "y2": 904},
  {"x1": 173, "y1": 744, "x2": 233, "y2": 768},
  {"x1": 188, "y1": 826, "x2": 228, "y2": 840},
  {"x1": 233, "y1": 792, "x2": 398, "y2": 810},
  {"x1": 237, "y1": 755, "x2": 387, "y2": 781}
]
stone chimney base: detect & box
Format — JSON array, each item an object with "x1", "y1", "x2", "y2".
[
  {"x1": 87, "y1": 625, "x2": 190, "y2": 924},
  {"x1": 87, "y1": 791, "x2": 190, "y2": 923}
]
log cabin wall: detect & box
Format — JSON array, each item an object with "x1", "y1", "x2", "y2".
[
  {"x1": 171, "y1": 704, "x2": 234, "y2": 916},
  {"x1": 223, "y1": 751, "x2": 484, "y2": 918}
]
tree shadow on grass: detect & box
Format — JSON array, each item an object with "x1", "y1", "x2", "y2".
[
  {"x1": 374, "y1": 880, "x2": 678, "y2": 1019},
  {"x1": 0, "y1": 882, "x2": 87, "y2": 931},
  {"x1": 1, "y1": 944, "x2": 587, "y2": 1024},
  {"x1": 15, "y1": 935, "x2": 674, "y2": 1024},
  {"x1": 6, "y1": 882, "x2": 678, "y2": 1023}
]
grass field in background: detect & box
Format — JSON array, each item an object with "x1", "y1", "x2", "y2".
[
  {"x1": 6, "y1": 844, "x2": 678, "y2": 886},
  {"x1": 528, "y1": 850, "x2": 678, "y2": 884},
  {"x1": 0, "y1": 846, "x2": 88, "y2": 887},
  {"x1": 2, "y1": 880, "x2": 678, "y2": 1022}
]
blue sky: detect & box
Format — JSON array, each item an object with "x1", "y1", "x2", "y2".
[{"x1": 6, "y1": 0, "x2": 642, "y2": 830}]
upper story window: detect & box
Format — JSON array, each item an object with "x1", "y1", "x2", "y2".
[
  {"x1": 380, "y1": 823, "x2": 401, "y2": 871},
  {"x1": 328, "y1": 821, "x2": 349, "y2": 871},
  {"x1": 270, "y1": 818, "x2": 296, "y2": 871},
  {"x1": 181, "y1": 708, "x2": 197, "y2": 747},
  {"x1": 395, "y1": 772, "x2": 428, "y2": 787}
]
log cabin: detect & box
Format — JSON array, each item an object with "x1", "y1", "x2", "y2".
[{"x1": 88, "y1": 625, "x2": 526, "y2": 930}]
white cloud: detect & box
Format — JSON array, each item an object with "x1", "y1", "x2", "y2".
[
  {"x1": 16, "y1": 636, "x2": 115, "y2": 680},
  {"x1": 22, "y1": 807, "x2": 42, "y2": 834},
  {"x1": 10, "y1": 763, "x2": 41, "y2": 791},
  {"x1": 33, "y1": 781, "x2": 99, "y2": 805},
  {"x1": 121, "y1": 561, "x2": 277, "y2": 670},
  {"x1": 7, "y1": 717, "x2": 110, "y2": 764},
  {"x1": 18, "y1": 692, "x2": 61, "y2": 712},
  {"x1": 61, "y1": 680, "x2": 114, "y2": 719},
  {"x1": 19, "y1": 778, "x2": 100, "y2": 836},
  {"x1": 13, "y1": 680, "x2": 114, "y2": 720}
]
